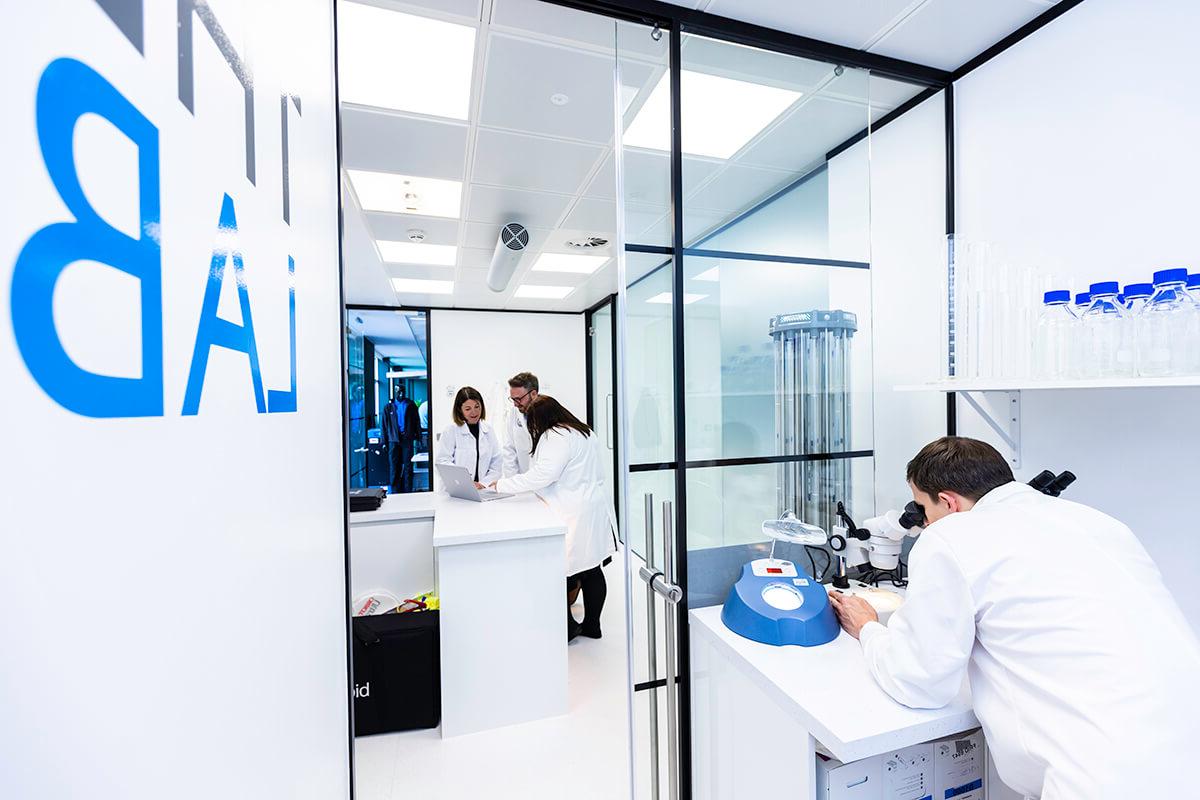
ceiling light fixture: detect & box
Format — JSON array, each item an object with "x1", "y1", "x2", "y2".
[
  {"x1": 347, "y1": 170, "x2": 462, "y2": 217},
  {"x1": 647, "y1": 292, "x2": 706, "y2": 305},
  {"x1": 392, "y1": 278, "x2": 454, "y2": 295},
  {"x1": 693, "y1": 267, "x2": 720, "y2": 282},
  {"x1": 337, "y1": 3, "x2": 475, "y2": 119},
  {"x1": 515, "y1": 285, "x2": 574, "y2": 299},
  {"x1": 378, "y1": 241, "x2": 456, "y2": 266},
  {"x1": 532, "y1": 253, "x2": 608, "y2": 274},
  {"x1": 623, "y1": 70, "x2": 802, "y2": 159}
]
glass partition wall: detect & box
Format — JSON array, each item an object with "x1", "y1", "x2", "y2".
[{"x1": 614, "y1": 19, "x2": 935, "y2": 799}]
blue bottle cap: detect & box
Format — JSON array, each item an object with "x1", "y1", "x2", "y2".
[
  {"x1": 1153, "y1": 268, "x2": 1188, "y2": 285},
  {"x1": 1074, "y1": 292, "x2": 1091, "y2": 305},
  {"x1": 1088, "y1": 281, "x2": 1119, "y2": 295},
  {"x1": 1123, "y1": 282, "x2": 1153, "y2": 298},
  {"x1": 1043, "y1": 290, "x2": 1070, "y2": 304},
  {"x1": 1188, "y1": 274, "x2": 1200, "y2": 289}
]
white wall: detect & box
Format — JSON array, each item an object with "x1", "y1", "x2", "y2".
[
  {"x1": 955, "y1": 0, "x2": 1200, "y2": 629},
  {"x1": 1, "y1": 2, "x2": 350, "y2": 797},
  {"x1": 429, "y1": 310, "x2": 587, "y2": 478},
  {"x1": 341, "y1": 180, "x2": 397, "y2": 306},
  {"x1": 868, "y1": 92, "x2": 949, "y2": 513}
]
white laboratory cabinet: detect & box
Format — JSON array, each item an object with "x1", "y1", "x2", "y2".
[{"x1": 690, "y1": 607, "x2": 1027, "y2": 799}]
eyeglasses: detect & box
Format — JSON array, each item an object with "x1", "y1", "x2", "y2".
[{"x1": 510, "y1": 389, "x2": 533, "y2": 405}]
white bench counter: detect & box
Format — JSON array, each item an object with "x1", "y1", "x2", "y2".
[
  {"x1": 690, "y1": 605, "x2": 979, "y2": 800},
  {"x1": 349, "y1": 491, "x2": 567, "y2": 738}
]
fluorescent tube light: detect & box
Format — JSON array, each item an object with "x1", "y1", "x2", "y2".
[
  {"x1": 337, "y1": 2, "x2": 476, "y2": 120},
  {"x1": 623, "y1": 70, "x2": 801, "y2": 159},
  {"x1": 377, "y1": 241, "x2": 457, "y2": 266},
  {"x1": 647, "y1": 292, "x2": 706, "y2": 305},
  {"x1": 347, "y1": 170, "x2": 462, "y2": 218},
  {"x1": 515, "y1": 285, "x2": 574, "y2": 299},
  {"x1": 532, "y1": 253, "x2": 609, "y2": 274},
  {"x1": 392, "y1": 278, "x2": 454, "y2": 295}
]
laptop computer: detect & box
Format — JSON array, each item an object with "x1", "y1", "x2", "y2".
[{"x1": 436, "y1": 463, "x2": 513, "y2": 502}]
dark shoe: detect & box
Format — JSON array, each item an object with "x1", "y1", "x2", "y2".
[
  {"x1": 579, "y1": 624, "x2": 602, "y2": 639},
  {"x1": 568, "y1": 620, "x2": 582, "y2": 642}
]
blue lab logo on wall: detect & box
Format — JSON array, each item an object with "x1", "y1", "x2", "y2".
[{"x1": 10, "y1": 2, "x2": 304, "y2": 418}]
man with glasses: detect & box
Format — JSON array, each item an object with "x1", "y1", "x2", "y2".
[{"x1": 502, "y1": 372, "x2": 539, "y2": 477}]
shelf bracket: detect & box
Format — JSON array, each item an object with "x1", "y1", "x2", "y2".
[{"x1": 958, "y1": 390, "x2": 1021, "y2": 469}]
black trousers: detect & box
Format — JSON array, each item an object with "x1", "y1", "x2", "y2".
[
  {"x1": 567, "y1": 564, "x2": 607, "y2": 632},
  {"x1": 388, "y1": 440, "x2": 414, "y2": 493}
]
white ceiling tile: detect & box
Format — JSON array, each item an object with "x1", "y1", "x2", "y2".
[
  {"x1": 490, "y1": 0, "x2": 616, "y2": 50},
  {"x1": 455, "y1": 267, "x2": 493, "y2": 286},
  {"x1": 464, "y1": 184, "x2": 572, "y2": 228},
  {"x1": 585, "y1": 150, "x2": 723, "y2": 206},
  {"x1": 625, "y1": 252, "x2": 671, "y2": 285},
  {"x1": 560, "y1": 197, "x2": 619, "y2": 234},
  {"x1": 868, "y1": 0, "x2": 1050, "y2": 71},
  {"x1": 736, "y1": 97, "x2": 867, "y2": 172},
  {"x1": 472, "y1": 128, "x2": 605, "y2": 195},
  {"x1": 340, "y1": 107, "x2": 467, "y2": 180},
  {"x1": 457, "y1": 248, "x2": 497, "y2": 269},
  {"x1": 480, "y1": 35, "x2": 616, "y2": 144},
  {"x1": 683, "y1": 208, "x2": 734, "y2": 244},
  {"x1": 685, "y1": 164, "x2": 796, "y2": 215},
  {"x1": 699, "y1": 0, "x2": 919, "y2": 51},
  {"x1": 366, "y1": 212, "x2": 459, "y2": 245}
]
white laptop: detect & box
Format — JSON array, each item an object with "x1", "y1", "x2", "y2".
[{"x1": 436, "y1": 463, "x2": 513, "y2": 502}]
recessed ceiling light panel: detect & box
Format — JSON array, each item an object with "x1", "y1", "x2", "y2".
[
  {"x1": 532, "y1": 253, "x2": 609, "y2": 274},
  {"x1": 392, "y1": 278, "x2": 454, "y2": 295},
  {"x1": 378, "y1": 241, "x2": 456, "y2": 266},
  {"x1": 623, "y1": 70, "x2": 802, "y2": 159},
  {"x1": 347, "y1": 170, "x2": 462, "y2": 218},
  {"x1": 337, "y1": 2, "x2": 476, "y2": 119},
  {"x1": 515, "y1": 285, "x2": 574, "y2": 299}
]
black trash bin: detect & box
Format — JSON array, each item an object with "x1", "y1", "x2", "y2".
[{"x1": 351, "y1": 611, "x2": 440, "y2": 736}]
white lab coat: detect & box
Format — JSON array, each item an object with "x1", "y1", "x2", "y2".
[
  {"x1": 501, "y1": 407, "x2": 533, "y2": 477},
  {"x1": 434, "y1": 420, "x2": 503, "y2": 485},
  {"x1": 495, "y1": 427, "x2": 617, "y2": 576},
  {"x1": 858, "y1": 481, "x2": 1200, "y2": 799}
]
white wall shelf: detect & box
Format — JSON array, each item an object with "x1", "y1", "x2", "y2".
[{"x1": 894, "y1": 376, "x2": 1200, "y2": 393}]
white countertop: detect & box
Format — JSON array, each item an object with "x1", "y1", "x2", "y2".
[
  {"x1": 348, "y1": 492, "x2": 438, "y2": 524},
  {"x1": 348, "y1": 491, "x2": 565, "y2": 548},
  {"x1": 432, "y1": 493, "x2": 564, "y2": 548},
  {"x1": 690, "y1": 605, "x2": 978, "y2": 763}
]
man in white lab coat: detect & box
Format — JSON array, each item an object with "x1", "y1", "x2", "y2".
[
  {"x1": 829, "y1": 436, "x2": 1200, "y2": 800},
  {"x1": 501, "y1": 371, "x2": 538, "y2": 477}
]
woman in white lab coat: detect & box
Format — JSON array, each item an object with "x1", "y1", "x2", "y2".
[
  {"x1": 493, "y1": 395, "x2": 617, "y2": 641},
  {"x1": 434, "y1": 386, "x2": 503, "y2": 488}
]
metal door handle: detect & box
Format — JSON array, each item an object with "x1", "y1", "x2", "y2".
[
  {"x1": 661, "y1": 500, "x2": 681, "y2": 800},
  {"x1": 606, "y1": 393, "x2": 615, "y2": 450},
  {"x1": 643, "y1": 494, "x2": 660, "y2": 800}
]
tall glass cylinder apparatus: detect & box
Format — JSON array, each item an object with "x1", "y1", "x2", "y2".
[{"x1": 771, "y1": 310, "x2": 856, "y2": 536}]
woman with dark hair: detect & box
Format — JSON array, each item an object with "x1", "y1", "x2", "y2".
[
  {"x1": 434, "y1": 386, "x2": 502, "y2": 488},
  {"x1": 493, "y1": 395, "x2": 617, "y2": 641}
]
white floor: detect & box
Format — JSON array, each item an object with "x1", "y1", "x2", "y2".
[{"x1": 354, "y1": 554, "x2": 632, "y2": 800}]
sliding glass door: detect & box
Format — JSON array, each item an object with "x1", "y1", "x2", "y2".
[{"x1": 612, "y1": 16, "x2": 934, "y2": 798}]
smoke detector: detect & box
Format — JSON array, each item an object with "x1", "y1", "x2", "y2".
[
  {"x1": 565, "y1": 236, "x2": 609, "y2": 249},
  {"x1": 407, "y1": 229, "x2": 426, "y2": 242},
  {"x1": 550, "y1": 93, "x2": 570, "y2": 106}
]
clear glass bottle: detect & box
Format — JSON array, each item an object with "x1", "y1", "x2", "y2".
[
  {"x1": 1067, "y1": 292, "x2": 1091, "y2": 378},
  {"x1": 1123, "y1": 283, "x2": 1153, "y2": 376},
  {"x1": 1033, "y1": 290, "x2": 1076, "y2": 379},
  {"x1": 1137, "y1": 268, "x2": 1199, "y2": 377},
  {"x1": 1080, "y1": 281, "x2": 1128, "y2": 377}
]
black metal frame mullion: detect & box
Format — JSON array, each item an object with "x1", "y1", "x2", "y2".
[
  {"x1": 666, "y1": 23, "x2": 694, "y2": 800},
  {"x1": 945, "y1": 85, "x2": 957, "y2": 436}
]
